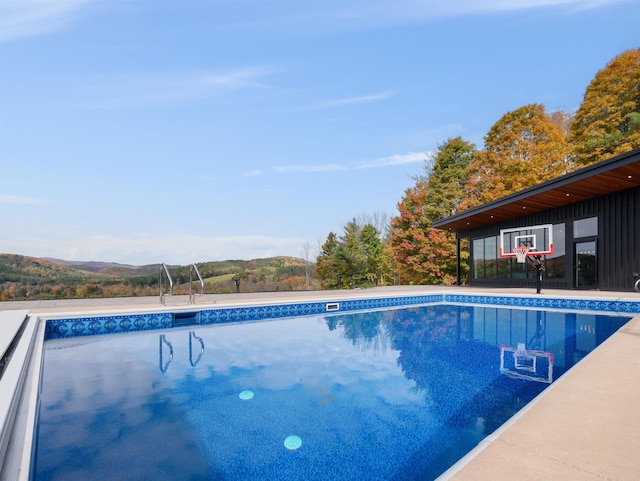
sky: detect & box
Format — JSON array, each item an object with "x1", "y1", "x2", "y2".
[{"x1": 0, "y1": 0, "x2": 638, "y2": 266}]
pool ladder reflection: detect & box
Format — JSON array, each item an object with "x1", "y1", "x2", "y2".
[
  {"x1": 159, "y1": 334, "x2": 173, "y2": 373},
  {"x1": 189, "y1": 331, "x2": 204, "y2": 366},
  {"x1": 159, "y1": 331, "x2": 205, "y2": 373}
]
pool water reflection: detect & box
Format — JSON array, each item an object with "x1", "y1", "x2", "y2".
[{"x1": 33, "y1": 304, "x2": 630, "y2": 480}]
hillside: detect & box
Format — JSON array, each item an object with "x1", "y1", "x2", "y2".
[
  {"x1": 42, "y1": 258, "x2": 165, "y2": 276},
  {"x1": 0, "y1": 254, "x2": 318, "y2": 301},
  {"x1": 0, "y1": 254, "x2": 105, "y2": 283}
]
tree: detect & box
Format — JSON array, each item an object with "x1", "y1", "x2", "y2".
[
  {"x1": 316, "y1": 232, "x2": 341, "y2": 289},
  {"x1": 420, "y1": 136, "x2": 476, "y2": 221},
  {"x1": 355, "y1": 211, "x2": 391, "y2": 241},
  {"x1": 302, "y1": 242, "x2": 312, "y2": 289},
  {"x1": 390, "y1": 137, "x2": 475, "y2": 284},
  {"x1": 316, "y1": 219, "x2": 391, "y2": 289},
  {"x1": 569, "y1": 48, "x2": 640, "y2": 166},
  {"x1": 358, "y1": 223, "x2": 387, "y2": 286},
  {"x1": 390, "y1": 182, "x2": 459, "y2": 285},
  {"x1": 338, "y1": 219, "x2": 365, "y2": 287},
  {"x1": 463, "y1": 104, "x2": 571, "y2": 208},
  {"x1": 390, "y1": 180, "x2": 436, "y2": 284}
]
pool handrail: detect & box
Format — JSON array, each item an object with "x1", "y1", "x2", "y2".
[
  {"x1": 159, "y1": 263, "x2": 174, "y2": 306},
  {"x1": 188, "y1": 263, "x2": 204, "y2": 304}
]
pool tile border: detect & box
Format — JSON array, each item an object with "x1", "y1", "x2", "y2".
[
  {"x1": 43, "y1": 293, "x2": 640, "y2": 340},
  {"x1": 443, "y1": 294, "x2": 640, "y2": 314}
]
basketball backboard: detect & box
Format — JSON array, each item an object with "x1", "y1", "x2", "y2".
[{"x1": 499, "y1": 224, "x2": 554, "y2": 258}]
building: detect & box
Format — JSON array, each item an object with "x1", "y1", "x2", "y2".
[{"x1": 433, "y1": 149, "x2": 640, "y2": 292}]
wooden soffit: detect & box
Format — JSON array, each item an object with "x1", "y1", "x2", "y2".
[{"x1": 433, "y1": 149, "x2": 640, "y2": 233}]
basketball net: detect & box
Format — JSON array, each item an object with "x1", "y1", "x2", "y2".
[{"x1": 513, "y1": 246, "x2": 530, "y2": 263}]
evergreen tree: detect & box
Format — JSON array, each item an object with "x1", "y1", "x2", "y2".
[
  {"x1": 339, "y1": 219, "x2": 365, "y2": 287},
  {"x1": 316, "y1": 232, "x2": 341, "y2": 289},
  {"x1": 422, "y1": 136, "x2": 476, "y2": 221},
  {"x1": 316, "y1": 220, "x2": 391, "y2": 289},
  {"x1": 358, "y1": 223, "x2": 386, "y2": 286}
]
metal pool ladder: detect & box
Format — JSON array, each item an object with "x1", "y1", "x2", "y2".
[
  {"x1": 159, "y1": 263, "x2": 205, "y2": 305},
  {"x1": 159, "y1": 263, "x2": 174, "y2": 306},
  {"x1": 188, "y1": 263, "x2": 204, "y2": 305}
]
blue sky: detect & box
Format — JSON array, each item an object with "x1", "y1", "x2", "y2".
[{"x1": 0, "y1": 0, "x2": 638, "y2": 266}]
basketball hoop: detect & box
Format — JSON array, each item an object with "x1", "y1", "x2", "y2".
[{"x1": 513, "y1": 246, "x2": 530, "y2": 263}]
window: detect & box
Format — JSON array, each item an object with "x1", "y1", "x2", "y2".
[
  {"x1": 575, "y1": 241, "x2": 597, "y2": 288},
  {"x1": 472, "y1": 236, "x2": 498, "y2": 279},
  {"x1": 546, "y1": 223, "x2": 566, "y2": 279},
  {"x1": 473, "y1": 238, "x2": 485, "y2": 279},
  {"x1": 474, "y1": 225, "x2": 566, "y2": 281},
  {"x1": 573, "y1": 217, "x2": 598, "y2": 238},
  {"x1": 485, "y1": 236, "x2": 497, "y2": 277}
]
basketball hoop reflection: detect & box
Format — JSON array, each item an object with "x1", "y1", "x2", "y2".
[{"x1": 500, "y1": 343, "x2": 554, "y2": 383}]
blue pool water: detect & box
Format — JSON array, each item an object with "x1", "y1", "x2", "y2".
[{"x1": 33, "y1": 304, "x2": 631, "y2": 480}]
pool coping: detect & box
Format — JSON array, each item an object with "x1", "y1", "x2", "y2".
[{"x1": 1, "y1": 286, "x2": 640, "y2": 480}]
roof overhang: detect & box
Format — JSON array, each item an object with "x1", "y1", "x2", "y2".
[{"x1": 433, "y1": 149, "x2": 640, "y2": 233}]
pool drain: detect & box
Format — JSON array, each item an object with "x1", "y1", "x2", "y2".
[
  {"x1": 284, "y1": 435, "x2": 302, "y2": 450},
  {"x1": 239, "y1": 390, "x2": 254, "y2": 400}
]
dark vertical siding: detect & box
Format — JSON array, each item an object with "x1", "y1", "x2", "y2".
[
  {"x1": 466, "y1": 186, "x2": 640, "y2": 291},
  {"x1": 600, "y1": 186, "x2": 640, "y2": 290}
]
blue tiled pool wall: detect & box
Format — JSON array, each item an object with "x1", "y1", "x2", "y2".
[
  {"x1": 43, "y1": 293, "x2": 640, "y2": 341},
  {"x1": 444, "y1": 294, "x2": 640, "y2": 314}
]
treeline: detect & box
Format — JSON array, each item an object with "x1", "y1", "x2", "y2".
[
  {"x1": 316, "y1": 48, "x2": 640, "y2": 288},
  {"x1": 0, "y1": 254, "x2": 318, "y2": 301}
]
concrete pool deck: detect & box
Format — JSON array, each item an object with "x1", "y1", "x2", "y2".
[{"x1": 1, "y1": 285, "x2": 639, "y2": 480}]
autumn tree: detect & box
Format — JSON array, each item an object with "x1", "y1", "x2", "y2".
[
  {"x1": 463, "y1": 104, "x2": 571, "y2": 208},
  {"x1": 390, "y1": 180, "x2": 435, "y2": 284},
  {"x1": 390, "y1": 137, "x2": 475, "y2": 284},
  {"x1": 569, "y1": 48, "x2": 640, "y2": 166}
]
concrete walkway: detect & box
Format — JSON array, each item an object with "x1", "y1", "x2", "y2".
[
  {"x1": 2, "y1": 285, "x2": 638, "y2": 313},
  {"x1": 2, "y1": 286, "x2": 639, "y2": 480}
]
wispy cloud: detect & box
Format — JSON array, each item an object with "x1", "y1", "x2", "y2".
[
  {"x1": 343, "y1": 0, "x2": 627, "y2": 22},
  {"x1": 243, "y1": 169, "x2": 263, "y2": 177},
  {"x1": 0, "y1": 193, "x2": 50, "y2": 205},
  {"x1": 464, "y1": 0, "x2": 626, "y2": 14},
  {"x1": 309, "y1": 91, "x2": 394, "y2": 110},
  {"x1": 275, "y1": 151, "x2": 425, "y2": 174},
  {"x1": 220, "y1": 0, "x2": 629, "y2": 36},
  {"x1": 0, "y1": 0, "x2": 625, "y2": 43},
  {"x1": 354, "y1": 152, "x2": 427, "y2": 169},
  {"x1": 75, "y1": 67, "x2": 278, "y2": 108},
  {"x1": 0, "y1": 0, "x2": 104, "y2": 43}
]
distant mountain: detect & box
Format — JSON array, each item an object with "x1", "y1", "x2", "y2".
[{"x1": 42, "y1": 258, "x2": 165, "y2": 276}]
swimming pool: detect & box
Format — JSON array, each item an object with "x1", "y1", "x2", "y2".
[{"x1": 31, "y1": 301, "x2": 633, "y2": 481}]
